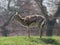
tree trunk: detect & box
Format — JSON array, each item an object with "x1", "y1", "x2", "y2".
[
  {"x1": 46, "y1": 6, "x2": 60, "y2": 36},
  {"x1": 46, "y1": 20, "x2": 56, "y2": 36},
  {"x1": 1, "y1": 26, "x2": 8, "y2": 36}
]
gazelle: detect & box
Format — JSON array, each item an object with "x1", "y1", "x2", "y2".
[{"x1": 14, "y1": 12, "x2": 46, "y2": 38}]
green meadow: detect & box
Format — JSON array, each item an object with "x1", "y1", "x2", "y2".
[{"x1": 0, "y1": 36, "x2": 60, "y2": 45}]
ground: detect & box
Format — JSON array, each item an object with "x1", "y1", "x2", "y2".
[{"x1": 0, "y1": 36, "x2": 60, "y2": 45}]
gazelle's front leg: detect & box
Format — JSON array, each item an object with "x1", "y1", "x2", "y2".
[{"x1": 27, "y1": 26, "x2": 30, "y2": 38}]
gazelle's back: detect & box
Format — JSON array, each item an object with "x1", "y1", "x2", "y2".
[
  {"x1": 24, "y1": 15, "x2": 46, "y2": 23},
  {"x1": 22, "y1": 15, "x2": 46, "y2": 26}
]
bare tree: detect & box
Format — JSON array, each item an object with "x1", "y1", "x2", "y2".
[
  {"x1": 35, "y1": 0, "x2": 60, "y2": 36},
  {"x1": 0, "y1": 11, "x2": 16, "y2": 36},
  {"x1": 0, "y1": 0, "x2": 16, "y2": 36}
]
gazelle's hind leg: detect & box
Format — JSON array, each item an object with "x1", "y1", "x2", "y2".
[
  {"x1": 38, "y1": 24, "x2": 42, "y2": 38},
  {"x1": 40, "y1": 27, "x2": 43, "y2": 38},
  {"x1": 38, "y1": 21, "x2": 45, "y2": 38},
  {"x1": 38, "y1": 26, "x2": 43, "y2": 38},
  {"x1": 37, "y1": 19, "x2": 44, "y2": 38}
]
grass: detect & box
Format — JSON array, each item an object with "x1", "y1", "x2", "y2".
[{"x1": 0, "y1": 36, "x2": 60, "y2": 45}]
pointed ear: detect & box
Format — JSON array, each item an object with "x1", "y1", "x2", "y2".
[
  {"x1": 15, "y1": 12, "x2": 19, "y2": 15},
  {"x1": 15, "y1": 12, "x2": 21, "y2": 16}
]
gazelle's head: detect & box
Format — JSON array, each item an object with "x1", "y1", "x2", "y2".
[
  {"x1": 14, "y1": 12, "x2": 22, "y2": 18},
  {"x1": 14, "y1": 12, "x2": 23, "y2": 22}
]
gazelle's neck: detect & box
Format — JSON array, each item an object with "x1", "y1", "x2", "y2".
[
  {"x1": 15, "y1": 12, "x2": 23, "y2": 19},
  {"x1": 14, "y1": 13, "x2": 25, "y2": 25}
]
